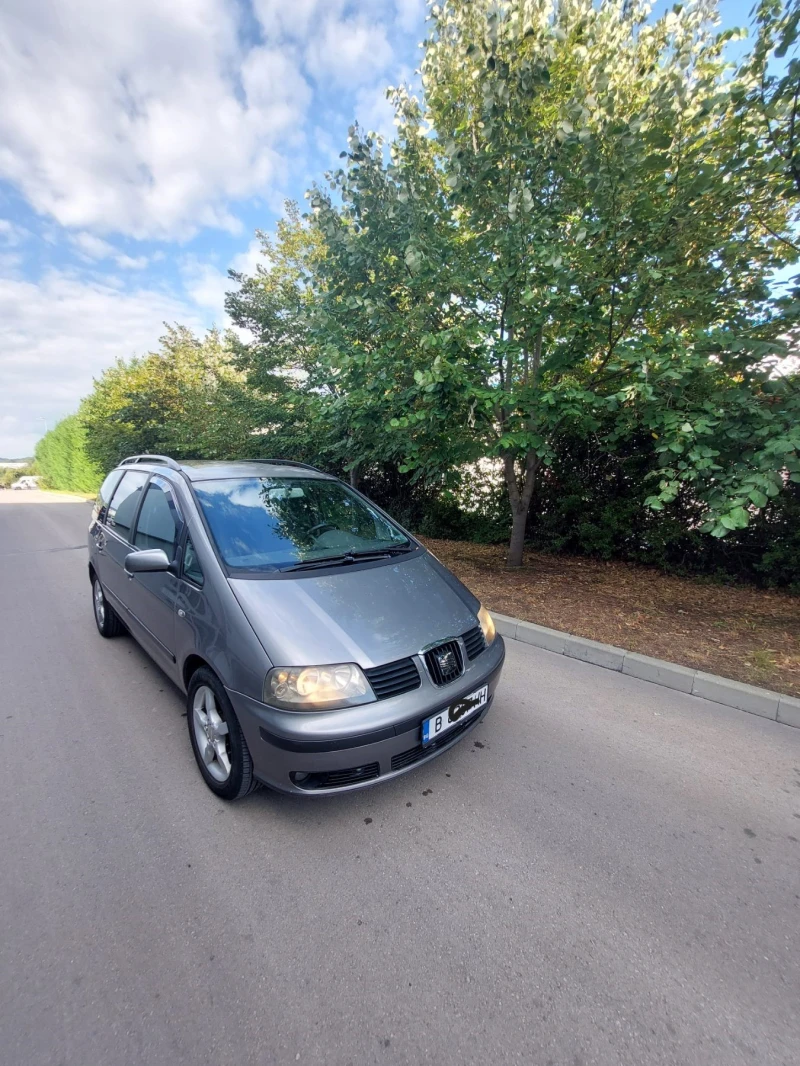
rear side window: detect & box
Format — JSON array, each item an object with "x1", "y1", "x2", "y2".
[
  {"x1": 106, "y1": 470, "x2": 148, "y2": 539},
  {"x1": 133, "y1": 480, "x2": 181, "y2": 559},
  {"x1": 182, "y1": 537, "x2": 204, "y2": 586},
  {"x1": 93, "y1": 470, "x2": 124, "y2": 522}
]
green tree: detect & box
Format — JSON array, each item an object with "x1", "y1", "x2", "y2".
[
  {"x1": 81, "y1": 325, "x2": 257, "y2": 471},
  {"x1": 739, "y1": 0, "x2": 800, "y2": 204},
  {"x1": 309, "y1": 0, "x2": 799, "y2": 565},
  {"x1": 35, "y1": 415, "x2": 103, "y2": 494}
]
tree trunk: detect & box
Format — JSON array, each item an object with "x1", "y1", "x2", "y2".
[
  {"x1": 503, "y1": 450, "x2": 539, "y2": 567},
  {"x1": 349, "y1": 463, "x2": 360, "y2": 491},
  {"x1": 507, "y1": 507, "x2": 528, "y2": 568}
]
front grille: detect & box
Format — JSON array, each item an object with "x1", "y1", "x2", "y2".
[
  {"x1": 391, "y1": 712, "x2": 482, "y2": 772},
  {"x1": 424, "y1": 639, "x2": 464, "y2": 686},
  {"x1": 364, "y1": 657, "x2": 421, "y2": 700},
  {"x1": 291, "y1": 762, "x2": 380, "y2": 791},
  {"x1": 462, "y1": 626, "x2": 486, "y2": 661}
]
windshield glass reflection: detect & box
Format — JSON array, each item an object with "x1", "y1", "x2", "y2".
[{"x1": 195, "y1": 477, "x2": 410, "y2": 572}]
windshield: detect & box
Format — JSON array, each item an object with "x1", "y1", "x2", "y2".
[{"x1": 194, "y1": 477, "x2": 411, "y2": 573}]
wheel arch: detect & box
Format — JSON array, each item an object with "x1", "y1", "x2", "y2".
[{"x1": 182, "y1": 653, "x2": 213, "y2": 691}]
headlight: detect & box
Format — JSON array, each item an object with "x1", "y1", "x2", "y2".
[
  {"x1": 265, "y1": 663, "x2": 374, "y2": 710},
  {"x1": 477, "y1": 604, "x2": 496, "y2": 645}
]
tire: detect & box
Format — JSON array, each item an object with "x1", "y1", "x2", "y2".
[
  {"x1": 92, "y1": 575, "x2": 125, "y2": 638},
  {"x1": 187, "y1": 667, "x2": 258, "y2": 801}
]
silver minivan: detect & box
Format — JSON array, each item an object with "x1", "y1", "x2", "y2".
[{"x1": 88, "y1": 456, "x2": 505, "y2": 799}]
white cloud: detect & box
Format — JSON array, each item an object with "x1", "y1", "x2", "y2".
[
  {"x1": 72, "y1": 233, "x2": 117, "y2": 260},
  {"x1": 180, "y1": 260, "x2": 232, "y2": 323},
  {"x1": 72, "y1": 232, "x2": 150, "y2": 270},
  {"x1": 353, "y1": 82, "x2": 400, "y2": 142},
  {"x1": 0, "y1": 271, "x2": 204, "y2": 457},
  {"x1": 232, "y1": 237, "x2": 268, "y2": 277},
  {"x1": 395, "y1": 0, "x2": 426, "y2": 34},
  {"x1": 115, "y1": 254, "x2": 150, "y2": 270},
  {"x1": 0, "y1": 0, "x2": 312, "y2": 239},
  {"x1": 252, "y1": 0, "x2": 348, "y2": 39},
  {"x1": 0, "y1": 219, "x2": 28, "y2": 246},
  {"x1": 305, "y1": 17, "x2": 393, "y2": 88},
  {"x1": 180, "y1": 237, "x2": 267, "y2": 323}
]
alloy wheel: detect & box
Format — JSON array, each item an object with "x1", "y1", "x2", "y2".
[
  {"x1": 192, "y1": 685, "x2": 231, "y2": 782},
  {"x1": 93, "y1": 580, "x2": 106, "y2": 626}
]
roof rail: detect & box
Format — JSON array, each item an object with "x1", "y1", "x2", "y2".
[
  {"x1": 253, "y1": 458, "x2": 329, "y2": 475},
  {"x1": 120, "y1": 454, "x2": 181, "y2": 470}
]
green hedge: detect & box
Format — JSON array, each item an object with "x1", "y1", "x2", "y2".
[{"x1": 35, "y1": 415, "x2": 103, "y2": 495}]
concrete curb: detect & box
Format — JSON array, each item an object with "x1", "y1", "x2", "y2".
[{"x1": 492, "y1": 613, "x2": 798, "y2": 729}]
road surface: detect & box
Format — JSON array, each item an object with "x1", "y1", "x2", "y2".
[{"x1": 1, "y1": 491, "x2": 799, "y2": 1066}]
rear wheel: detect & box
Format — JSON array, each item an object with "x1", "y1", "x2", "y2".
[
  {"x1": 187, "y1": 668, "x2": 257, "y2": 801},
  {"x1": 92, "y1": 576, "x2": 125, "y2": 638}
]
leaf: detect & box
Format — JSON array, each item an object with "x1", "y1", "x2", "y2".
[
  {"x1": 722, "y1": 506, "x2": 750, "y2": 530},
  {"x1": 748, "y1": 488, "x2": 768, "y2": 508},
  {"x1": 644, "y1": 129, "x2": 672, "y2": 149}
]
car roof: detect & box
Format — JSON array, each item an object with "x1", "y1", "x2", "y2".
[
  {"x1": 117, "y1": 456, "x2": 335, "y2": 483},
  {"x1": 179, "y1": 460, "x2": 334, "y2": 482}
]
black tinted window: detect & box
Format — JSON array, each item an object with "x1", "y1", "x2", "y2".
[
  {"x1": 133, "y1": 481, "x2": 180, "y2": 558},
  {"x1": 106, "y1": 470, "x2": 148, "y2": 539},
  {"x1": 183, "y1": 537, "x2": 204, "y2": 586},
  {"x1": 194, "y1": 477, "x2": 409, "y2": 572}
]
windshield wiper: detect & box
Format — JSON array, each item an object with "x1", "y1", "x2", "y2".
[{"x1": 279, "y1": 546, "x2": 414, "y2": 573}]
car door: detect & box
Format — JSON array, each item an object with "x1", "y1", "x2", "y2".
[
  {"x1": 125, "y1": 475, "x2": 183, "y2": 664},
  {"x1": 89, "y1": 467, "x2": 124, "y2": 573},
  {"x1": 99, "y1": 469, "x2": 149, "y2": 613}
]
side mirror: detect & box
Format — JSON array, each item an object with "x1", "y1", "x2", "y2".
[{"x1": 125, "y1": 548, "x2": 171, "y2": 574}]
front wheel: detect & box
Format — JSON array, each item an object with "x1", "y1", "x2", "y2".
[
  {"x1": 92, "y1": 576, "x2": 125, "y2": 638},
  {"x1": 187, "y1": 668, "x2": 257, "y2": 801}
]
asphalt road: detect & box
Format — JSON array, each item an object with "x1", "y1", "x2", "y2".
[{"x1": 1, "y1": 491, "x2": 799, "y2": 1066}]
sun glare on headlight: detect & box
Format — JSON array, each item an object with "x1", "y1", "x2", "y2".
[
  {"x1": 477, "y1": 604, "x2": 496, "y2": 645},
  {"x1": 266, "y1": 663, "x2": 371, "y2": 709}
]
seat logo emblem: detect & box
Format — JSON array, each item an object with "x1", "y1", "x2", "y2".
[{"x1": 435, "y1": 648, "x2": 456, "y2": 673}]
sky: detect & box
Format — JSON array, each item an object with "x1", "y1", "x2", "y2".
[{"x1": 0, "y1": 0, "x2": 761, "y2": 457}]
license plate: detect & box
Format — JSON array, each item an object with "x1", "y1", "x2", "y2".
[{"x1": 422, "y1": 684, "x2": 488, "y2": 745}]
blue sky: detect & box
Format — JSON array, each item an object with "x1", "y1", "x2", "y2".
[{"x1": 0, "y1": 0, "x2": 763, "y2": 456}]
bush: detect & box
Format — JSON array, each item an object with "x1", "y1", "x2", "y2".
[{"x1": 35, "y1": 415, "x2": 103, "y2": 495}]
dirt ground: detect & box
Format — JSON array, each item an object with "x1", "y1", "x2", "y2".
[{"x1": 423, "y1": 538, "x2": 800, "y2": 699}]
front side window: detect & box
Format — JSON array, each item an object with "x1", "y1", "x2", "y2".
[
  {"x1": 106, "y1": 470, "x2": 148, "y2": 539},
  {"x1": 133, "y1": 480, "x2": 181, "y2": 559},
  {"x1": 194, "y1": 477, "x2": 410, "y2": 573},
  {"x1": 94, "y1": 470, "x2": 124, "y2": 522}
]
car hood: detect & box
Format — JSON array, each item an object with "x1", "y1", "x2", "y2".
[{"x1": 228, "y1": 550, "x2": 479, "y2": 668}]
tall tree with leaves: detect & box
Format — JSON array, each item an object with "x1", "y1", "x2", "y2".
[
  {"x1": 81, "y1": 326, "x2": 256, "y2": 471},
  {"x1": 224, "y1": 203, "x2": 324, "y2": 463},
  {"x1": 310, "y1": 0, "x2": 798, "y2": 565}
]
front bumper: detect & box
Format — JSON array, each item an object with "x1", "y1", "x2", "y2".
[{"x1": 227, "y1": 635, "x2": 505, "y2": 795}]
